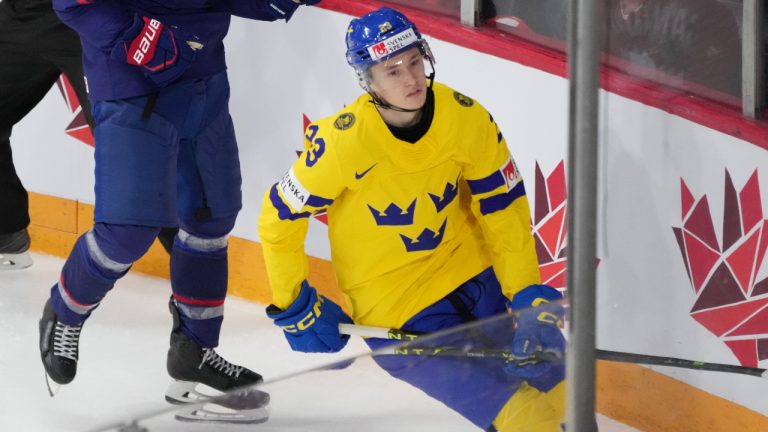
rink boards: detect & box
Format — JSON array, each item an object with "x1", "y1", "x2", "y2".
[{"x1": 9, "y1": 2, "x2": 768, "y2": 430}]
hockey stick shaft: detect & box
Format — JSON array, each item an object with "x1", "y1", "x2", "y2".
[
  {"x1": 338, "y1": 324, "x2": 560, "y2": 365},
  {"x1": 378, "y1": 344, "x2": 560, "y2": 363},
  {"x1": 339, "y1": 324, "x2": 767, "y2": 378},
  {"x1": 340, "y1": 323, "x2": 420, "y2": 340},
  {"x1": 595, "y1": 349, "x2": 767, "y2": 377}
]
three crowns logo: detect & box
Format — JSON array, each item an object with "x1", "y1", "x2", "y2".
[
  {"x1": 368, "y1": 200, "x2": 417, "y2": 226},
  {"x1": 428, "y1": 181, "x2": 458, "y2": 213},
  {"x1": 400, "y1": 219, "x2": 448, "y2": 252}
]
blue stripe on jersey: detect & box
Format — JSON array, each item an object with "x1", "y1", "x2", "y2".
[
  {"x1": 306, "y1": 194, "x2": 334, "y2": 208},
  {"x1": 479, "y1": 182, "x2": 526, "y2": 215},
  {"x1": 270, "y1": 184, "x2": 312, "y2": 220},
  {"x1": 466, "y1": 171, "x2": 506, "y2": 195}
]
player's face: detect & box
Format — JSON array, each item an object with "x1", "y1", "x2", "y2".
[{"x1": 369, "y1": 47, "x2": 428, "y2": 110}]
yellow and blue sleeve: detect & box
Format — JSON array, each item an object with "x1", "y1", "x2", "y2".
[
  {"x1": 258, "y1": 122, "x2": 346, "y2": 309},
  {"x1": 462, "y1": 109, "x2": 541, "y2": 300}
]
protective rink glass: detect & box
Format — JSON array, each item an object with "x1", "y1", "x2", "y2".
[{"x1": 90, "y1": 307, "x2": 570, "y2": 432}]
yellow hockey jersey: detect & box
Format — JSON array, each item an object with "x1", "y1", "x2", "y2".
[{"x1": 258, "y1": 82, "x2": 541, "y2": 328}]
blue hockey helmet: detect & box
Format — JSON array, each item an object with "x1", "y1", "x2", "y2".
[{"x1": 345, "y1": 7, "x2": 435, "y2": 78}]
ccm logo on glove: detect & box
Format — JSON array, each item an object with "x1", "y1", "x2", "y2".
[
  {"x1": 279, "y1": 296, "x2": 323, "y2": 333},
  {"x1": 526, "y1": 295, "x2": 564, "y2": 326},
  {"x1": 535, "y1": 311, "x2": 562, "y2": 326},
  {"x1": 267, "y1": 280, "x2": 353, "y2": 353},
  {"x1": 127, "y1": 18, "x2": 164, "y2": 67}
]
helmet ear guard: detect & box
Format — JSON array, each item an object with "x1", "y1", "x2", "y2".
[{"x1": 355, "y1": 68, "x2": 373, "y2": 93}]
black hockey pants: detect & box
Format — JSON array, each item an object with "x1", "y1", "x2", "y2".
[{"x1": 0, "y1": 2, "x2": 92, "y2": 234}]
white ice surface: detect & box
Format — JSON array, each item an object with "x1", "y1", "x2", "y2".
[{"x1": 0, "y1": 253, "x2": 638, "y2": 431}]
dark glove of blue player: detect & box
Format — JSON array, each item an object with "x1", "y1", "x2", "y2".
[
  {"x1": 111, "y1": 15, "x2": 201, "y2": 87},
  {"x1": 266, "y1": 0, "x2": 302, "y2": 20},
  {"x1": 505, "y1": 284, "x2": 565, "y2": 379},
  {"x1": 267, "y1": 280, "x2": 353, "y2": 353},
  {"x1": 265, "y1": 0, "x2": 320, "y2": 21}
]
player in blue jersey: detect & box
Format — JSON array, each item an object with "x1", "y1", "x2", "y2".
[
  {"x1": 259, "y1": 7, "x2": 566, "y2": 431},
  {"x1": 0, "y1": 0, "x2": 178, "y2": 270},
  {"x1": 37, "y1": 0, "x2": 322, "y2": 423}
]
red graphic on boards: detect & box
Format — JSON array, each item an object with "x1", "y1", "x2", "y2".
[
  {"x1": 532, "y1": 161, "x2": 569, "y2": 292},
  {"x1": 673, "y1": 170, "x2": 768, "y2": 367},
  {"x1": 56, "y1": 74, "x2": 94, "y2": 147}
]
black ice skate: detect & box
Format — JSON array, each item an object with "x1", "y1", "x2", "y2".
[
  {"x1": 39, "y1": 299, "x2": 82, "y2": 396},
  {"x1": 0, "y1": 228, "x2": 32, "y2": 270},
  {"x1": 165, "y1": 302, "x2": 269, "y2": 424}
]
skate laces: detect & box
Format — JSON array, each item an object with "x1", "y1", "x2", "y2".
[
  {"x1": 53, "y1": 323, "x2": 81, "y2": 362},
  {"x1": 200, "y1": 348, "x2": 244, "y2": 378}
]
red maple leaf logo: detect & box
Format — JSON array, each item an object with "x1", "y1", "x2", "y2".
[
  {"x1": 532, "y1": 161, "x2": 569, "y2": 293},
  {"x1": 673, "y1": 170, "x2": 768, "y2": 367},
  {"x1": 56, "y1": 74, "x2": 94, "y2": 147}
]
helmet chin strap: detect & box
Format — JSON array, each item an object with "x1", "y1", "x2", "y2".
[{"x1": 367, "y1": 61, "x2": 435, "y2": 113}]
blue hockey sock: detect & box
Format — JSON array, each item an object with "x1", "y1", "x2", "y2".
[
  {"x1": 51, "y1": 224, "x2": 159, "y2": 325},
  {"x1": 170, "y1": 223, "x2": 231, "y2": 348}
]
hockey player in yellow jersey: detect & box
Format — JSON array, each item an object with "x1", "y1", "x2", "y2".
[{"x1": 258, "y1": 7, "x2": 565, "y2": 431}]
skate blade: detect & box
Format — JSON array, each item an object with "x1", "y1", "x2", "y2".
[
  {"x1": 174, "y1": 404, "x2": 269, "y2": 424},
  {"x1": 0, "y1": 251, "x2": 33, "y2": 270},
  {"x1": 166, "y1": 380, "x2": 270, "y2": 424},
  {"x1": 166, "y1": 380, "x2": 270, "y2": 410},
  {"x1": 45, "y1": 372, "x2": 61, "y2": 397}
]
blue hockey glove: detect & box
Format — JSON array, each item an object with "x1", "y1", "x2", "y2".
[
  {"x1": 111, "y1": 15, "x2": 201, "y2": 87},
  {"x1": 505, "y1": 284, "x2": 565, "y2": 379},
  {"x1": 267, "y1": 0, "x2": 302, "y2": 20},
  {"x1": 265, "y1": 0, "x2": 321, "y2": 21},
  {"x1": 267, "y1": 280, "x2": 352, "y2": 353}
]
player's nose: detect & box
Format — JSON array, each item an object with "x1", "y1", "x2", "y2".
[{"x1": 404, "y1": 67, "x2": 420, "y2": 86}]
